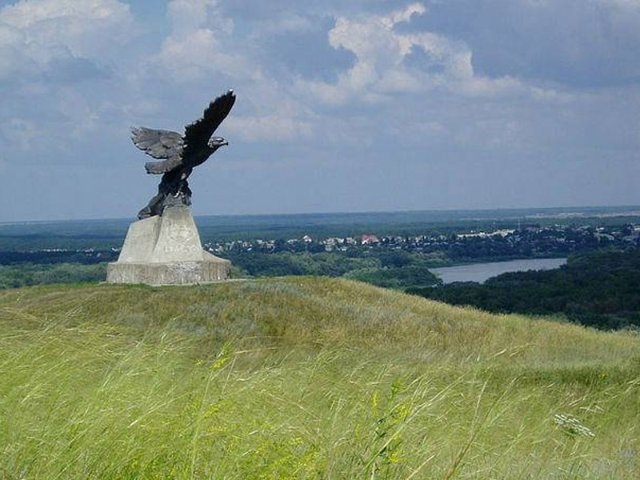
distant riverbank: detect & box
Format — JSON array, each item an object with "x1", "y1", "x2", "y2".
[{"x1": 431, "y1": 258, "x2": 567, "y2": 284}]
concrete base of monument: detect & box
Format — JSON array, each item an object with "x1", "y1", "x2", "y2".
[
  {"x1": 106, "y1": 205, "x2": 230, "y2": 286},
  {"x1": 106, "y1": 256, "x2": 230, "y2": 285}
]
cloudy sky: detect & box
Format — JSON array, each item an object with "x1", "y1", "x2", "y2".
[{"x1": 1, "y1": 0, "x2": 639, "y2": 222}]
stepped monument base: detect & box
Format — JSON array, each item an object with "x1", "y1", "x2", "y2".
[{"x1": 106, "y1": 205, "x2": 230, "y2": 286}]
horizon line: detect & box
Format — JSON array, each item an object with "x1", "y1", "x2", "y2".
[{"x1": 2, "y1": 204, "x2": 640, "y2": 226}]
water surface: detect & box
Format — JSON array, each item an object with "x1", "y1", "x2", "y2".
[{"x1": 431, "y1": 258, "x2": 567, "y2": 284}]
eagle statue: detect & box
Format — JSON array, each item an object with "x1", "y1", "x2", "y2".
[{"x1": 131, "y1": 90, "x2": 236, "y2": 219}]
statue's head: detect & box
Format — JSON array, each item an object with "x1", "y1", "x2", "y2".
[{"x1": 208, "y1": 136, "x2": 228, "y2": 149}]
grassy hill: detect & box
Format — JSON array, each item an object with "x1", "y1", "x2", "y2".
[{"x1": 1, "y1": 277, "x2": 638, "y2": 479}]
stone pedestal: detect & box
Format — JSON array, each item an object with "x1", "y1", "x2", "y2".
[{"x1": 107, "y1": 206, "x2": 230, "y2": 285}]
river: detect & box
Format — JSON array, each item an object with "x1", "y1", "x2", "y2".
[{"x1": 430, "y1": 258, "x2": 567, "y2": 284}]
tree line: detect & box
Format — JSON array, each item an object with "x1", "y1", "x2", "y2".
[{"x1": 408, "y1": 248, "x2": 640, "y2": 330}]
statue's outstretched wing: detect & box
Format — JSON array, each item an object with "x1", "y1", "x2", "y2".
[
  {"x1": 131, "y1": 127, "x2": 183, "y2": 159},
  {"x1": 182, "y1": 90, "x2": 236, "y2": 166},
  {"x1": 131, "y1": 127, "x2": 185, "y2": 175}
]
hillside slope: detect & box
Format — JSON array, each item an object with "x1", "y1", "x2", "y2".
[{"x1": 1, "y1": 277, "x2": 639, "y2": 479}]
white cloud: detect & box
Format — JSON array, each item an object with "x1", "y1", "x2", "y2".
[
  {"x1": 388, "y1": 2, "x2": 427, "y2": 24},
  {"x1": 252, "y1": 13, "x2": 314, "y2": 36},
  {"x1": 228, "y1": 113, "x2": 312, "y2": 142},
  {"x1": 0, "y1": 118, "x2": 39, "y2": 151},
  {"x1": 147, "y1": 0, "x2": 317, "y2": 144},
  {"x1": 0, "y1": 0, "x2": 134, "y2": 79},
  {"x1": 154, "y1": 29, "x2": 255, "y2": 82},
  {"x1": 227, "y1": 75, "x2": 316, "y2": 142},
  {"x1": 167, "y1": 0, "x2": 233, "y2": 36},
  {"x1": 151, "y1": 0, "x2": 253, "y2": 83},
  {"x1": 600, "y1": 0, "x2": 640, "y2": 8},
  {"x1": 296, "y1": 2, "x2": 524, "y2": 105}
]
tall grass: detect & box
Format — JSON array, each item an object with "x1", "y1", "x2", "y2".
[{"x1": 0, "y1": 277, "x2": 638, "y2": 478}]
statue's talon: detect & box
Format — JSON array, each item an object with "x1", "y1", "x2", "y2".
[{"x1": 137, "y1": 207, "x2": 151, "y2": 220}]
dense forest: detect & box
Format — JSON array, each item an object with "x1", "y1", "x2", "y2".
[
  {"x1": 0, "y1": 250, "x2": 442, "y2": 291},
  {"x1": 226, "y1": 250, "x2": 441, "y2": 289},
  {"x1": 409, "y1": 248, "x2": 640, "y2": 330},
  {"x1": 0, "y1": 263, "x2": 107, "y2": 289}
]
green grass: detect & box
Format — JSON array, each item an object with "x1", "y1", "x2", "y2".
[{"x1": 1, "y1": 277, "x2": 639, "y2": 479}]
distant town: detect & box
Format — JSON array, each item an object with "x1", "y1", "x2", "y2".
[
  {"x1": 205, "y1": 222, "x2": 640, "y2": 261},
  {"x1": 1, "y1": 221, "x2": 639, "y2": 267}
]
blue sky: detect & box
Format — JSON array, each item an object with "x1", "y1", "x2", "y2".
[{"x1": 0, "y1": 0, "x2": 638, "y2": 221}]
